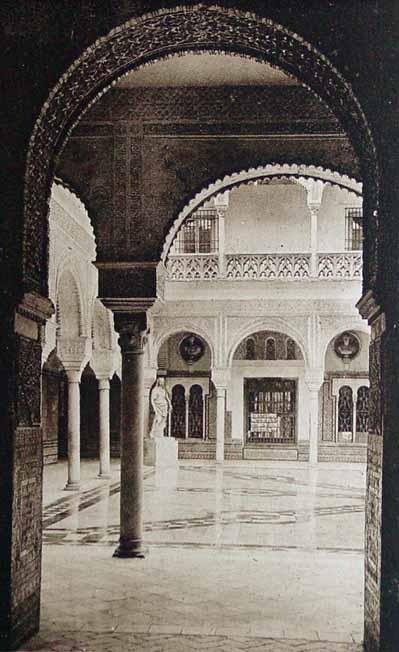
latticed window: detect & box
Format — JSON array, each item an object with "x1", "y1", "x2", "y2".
[
  {"x1": 171, "y1": 209, "x2": 219, "y2": 254},
  {"x1": 338, "y1": 385, "x2": 354, "y2": 433},
  {"x1": 171, "y1": 385, "x2": 186, "y2": 438},
  {"x1": 356, "y1": 386, "x2": 369, "y2": 433},
  {"x1": 246, "y1": 338, "x2": 256, "y2": 360},
  {"x1": 286, "y1": 338, "x2": 296, "y2": 360},
  {"x1": 265, "y1": 338, "x2": 276, "y2": 360},
  {"x1": 188, "y1": 385, "x2": 204, "y2": 438},
  {"x1": 345, "y1": 208, "x2": 363, "y2": 251}
]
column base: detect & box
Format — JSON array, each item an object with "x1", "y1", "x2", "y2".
[
  {"x1": 113, "y1": 538, "x2": 146, "y2": 559},
  {"x1": 64, "y1": 481, "x2": 80, "y2": 491},
  {"x1": 98, "y1": 473, "x2": 111, "y2": 480}
]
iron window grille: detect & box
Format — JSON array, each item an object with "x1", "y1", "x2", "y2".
[
  {"x1": 171, "y1": 209, "x2": 219, "y2": 254},
  {"x1": 345, "y1": 207, "x2": 363, "y2": 251}
]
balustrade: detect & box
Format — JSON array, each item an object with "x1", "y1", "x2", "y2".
[{"x1": 165, "y1": 252, "x2": 362, "y2": 281}]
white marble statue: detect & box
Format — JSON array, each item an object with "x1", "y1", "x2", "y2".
[{"x1": 149, "y1": 377, "x2": 172, "y2": 438}]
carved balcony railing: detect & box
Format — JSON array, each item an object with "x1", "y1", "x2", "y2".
[
  {"x1": 317, "y1": 252, "x2": 362, "y2": 280},
  {"x1": 166, "y1": 254, "x2": 219, "y2": 281},
  {"x1": 225, "y1": 254, "x2": 311, "y2": 280},
  {"x1": 165, "y1": 252, "x2": 363, "y2": 281}
]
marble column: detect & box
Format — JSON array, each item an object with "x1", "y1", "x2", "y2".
[
  {"x1": 113, "y1": 321, "x2": 147, "y2": 559},
  {"x1": 307, "y1": 382, "x2": 321, "y2": 465},
  {"x1": 65, "y1": 369, "x2": 81, "y2": 490},
  {"x1": 98, "y1": 378, "x2": 111, "y2": 478},
  {"x1": 216, "y1": 388, "x2": 226, "y2": 463}
]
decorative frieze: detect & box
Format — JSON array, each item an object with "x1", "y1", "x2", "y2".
[
  {"x1": 166, "y1": 255, "x2": 219, "y2": 281},
  {"x1": 318, "y1": 252, "x2": 362, "y2": 279},
  {"x1": 226, "y1": 254, "x2": 311, "y2": 280},
  {"x1": 166, "y1": 252, "x2": 363, "y2": 282}
]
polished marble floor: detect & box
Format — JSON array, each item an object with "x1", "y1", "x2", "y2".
[{"x1": 25, "y1": 459, "x2": 365, "y2": 652}]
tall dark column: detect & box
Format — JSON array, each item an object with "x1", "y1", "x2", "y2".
[{"x1": 113, "y1": 316, "x2": 147, "y2": 559}]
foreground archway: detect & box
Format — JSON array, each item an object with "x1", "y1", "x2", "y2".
[{"x1": 4, "y1": 5, "x2": 392, "y2": 652}]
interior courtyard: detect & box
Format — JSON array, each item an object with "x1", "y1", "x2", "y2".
[{"x1": 2, "y1": 3, "x2": 399, "y2": 652}]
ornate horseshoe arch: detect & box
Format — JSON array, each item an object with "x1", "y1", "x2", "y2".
[
  {"x1": 24, "y1": 4, "x2": 379, "y2": 298},
  {"x1": 161, "y1": 164, "x2": 363, "y2": 261}
]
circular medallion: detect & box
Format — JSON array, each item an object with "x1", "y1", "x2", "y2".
[
  {"x1": 334, "y1": 331, "x2": 360, "y2": 361},
  {"x1": 179, "y1": 334, "x2": 205, "y2": 364}
]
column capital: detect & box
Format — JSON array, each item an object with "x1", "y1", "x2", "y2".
[
  {"x1": 114, "y1": 313, "x2": 148, "y2": 354},
  {"x1": 211, "y1": 367, "x2": 231, "y2": 388},
  {"x1": 65, "y1": 369, "x2": 82, "y2": 384},
  {"x1": 305, "y1": 368, "x2": 324, "y2": 392},
  {"x1": 98, "y1": 378, "x2": 110, "y2": 391}
]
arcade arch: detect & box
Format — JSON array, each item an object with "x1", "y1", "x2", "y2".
[{"x1": 5, "y1": 6, "x2": 393, "y2": 652}]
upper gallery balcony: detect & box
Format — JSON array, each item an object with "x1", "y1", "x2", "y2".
[
  {"x1": 164, "y1": 178, "x2": 363, "y2": 284},
  {"x1": 165, "y1": 250, "x2": 362, "y2": 282}
]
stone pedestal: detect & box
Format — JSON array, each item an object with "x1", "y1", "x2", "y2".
[{"x1": 144, "y1": 437, "x2": 178, "y2": 467}]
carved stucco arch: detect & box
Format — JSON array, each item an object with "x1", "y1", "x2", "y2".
[
  {"x1": 24, "y1": 4, "x2": 378, "y2": 298},
  {"x1": 161, "y1": 163, "x2": 363, "y2": 260},
  {"x1": 227, "y1": 317, "x2": 308, "y2": 367},
  {"x1": 152, "y1": 324, "x2": 216, "y2": 368},
  {"x1": 55, "y1": 265, "x2": 85, "y2": 338}
]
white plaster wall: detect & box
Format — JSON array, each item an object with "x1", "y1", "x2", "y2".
[
  {"x1": 317, "y1": 185, "x2": 362, "y2": 252},
  {"x1": 225, "y1": 182, "x2": 310, "y2": 253},
  {"x1": 222, "y1": 182, "x2": 362, "y2": 255}
]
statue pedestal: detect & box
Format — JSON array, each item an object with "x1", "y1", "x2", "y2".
[{"x1": 144, "y1": 437, "x2": 178, "y2": 467}]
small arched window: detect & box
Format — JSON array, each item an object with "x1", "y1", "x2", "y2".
[
  {"x1": 246, "y1": 338, "x2": 256, "y2": 360},
  {"x1": 356, "y1": 386, "x2": 369, "y2": 433},
  {"x1": 338, "y1": 385, "x2": 354, "y2": 433},
  {"x1": 189, "y1": 385, "x2": 204, "y2": 439},
  {"x1": 171, "y1": 385, "x2": 186, "y2": 438},
  {"x1": 286, "y1": 338, "x2": 296, "y2": 360},
  {"x1": 265, "y1": 337, "x2": 276, "y2": 360}
]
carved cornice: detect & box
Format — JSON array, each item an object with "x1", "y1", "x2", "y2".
[
  {"x1": 356, "y1": 289, "x2": 383, "y2": 326},
  {"x1": 16, "y1": 292, "x2": 54, "y2": 324},
  {"x1": 24, "y1": 4, "x2": 379, "y2": 299},
  {"x1": 103, "y1": 298, "x2": 155, "y2": 315}
]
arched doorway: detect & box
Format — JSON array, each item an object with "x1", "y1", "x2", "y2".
[{"x1": 5, "y1": 6, "x2": 391, "y2": 652}]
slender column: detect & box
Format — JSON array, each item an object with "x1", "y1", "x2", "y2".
[
  {"x1": 352, "y1": 388, "x2": 357, "y2": 443},
  {"x1": 309, "y1": 207, "x2": 319, "y2": 277},
  {"x1": 65, "y1": 370, "x2": 81, "y2": 490},
  {"x1": 113, "y1": 321, "x2": 147, "y2": 558},
  {"x1": 98, "y1": 378, "x2": 111, "y2": 478},
  {"x1": 217, "y1": 208, "x2": 226, "y2": 276},
  {"x1": 298, "y1": 178, "x2": 323, "y2": 278},
  {"x1": 185, "y1": 390, "x2": 189, "y2": 439},
  {"x1": 307, "y1": 382, "x2": 320, "y2": 465},
  {"x1": 216, "y1": 388, "x2": 226, "y2": 463}
]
